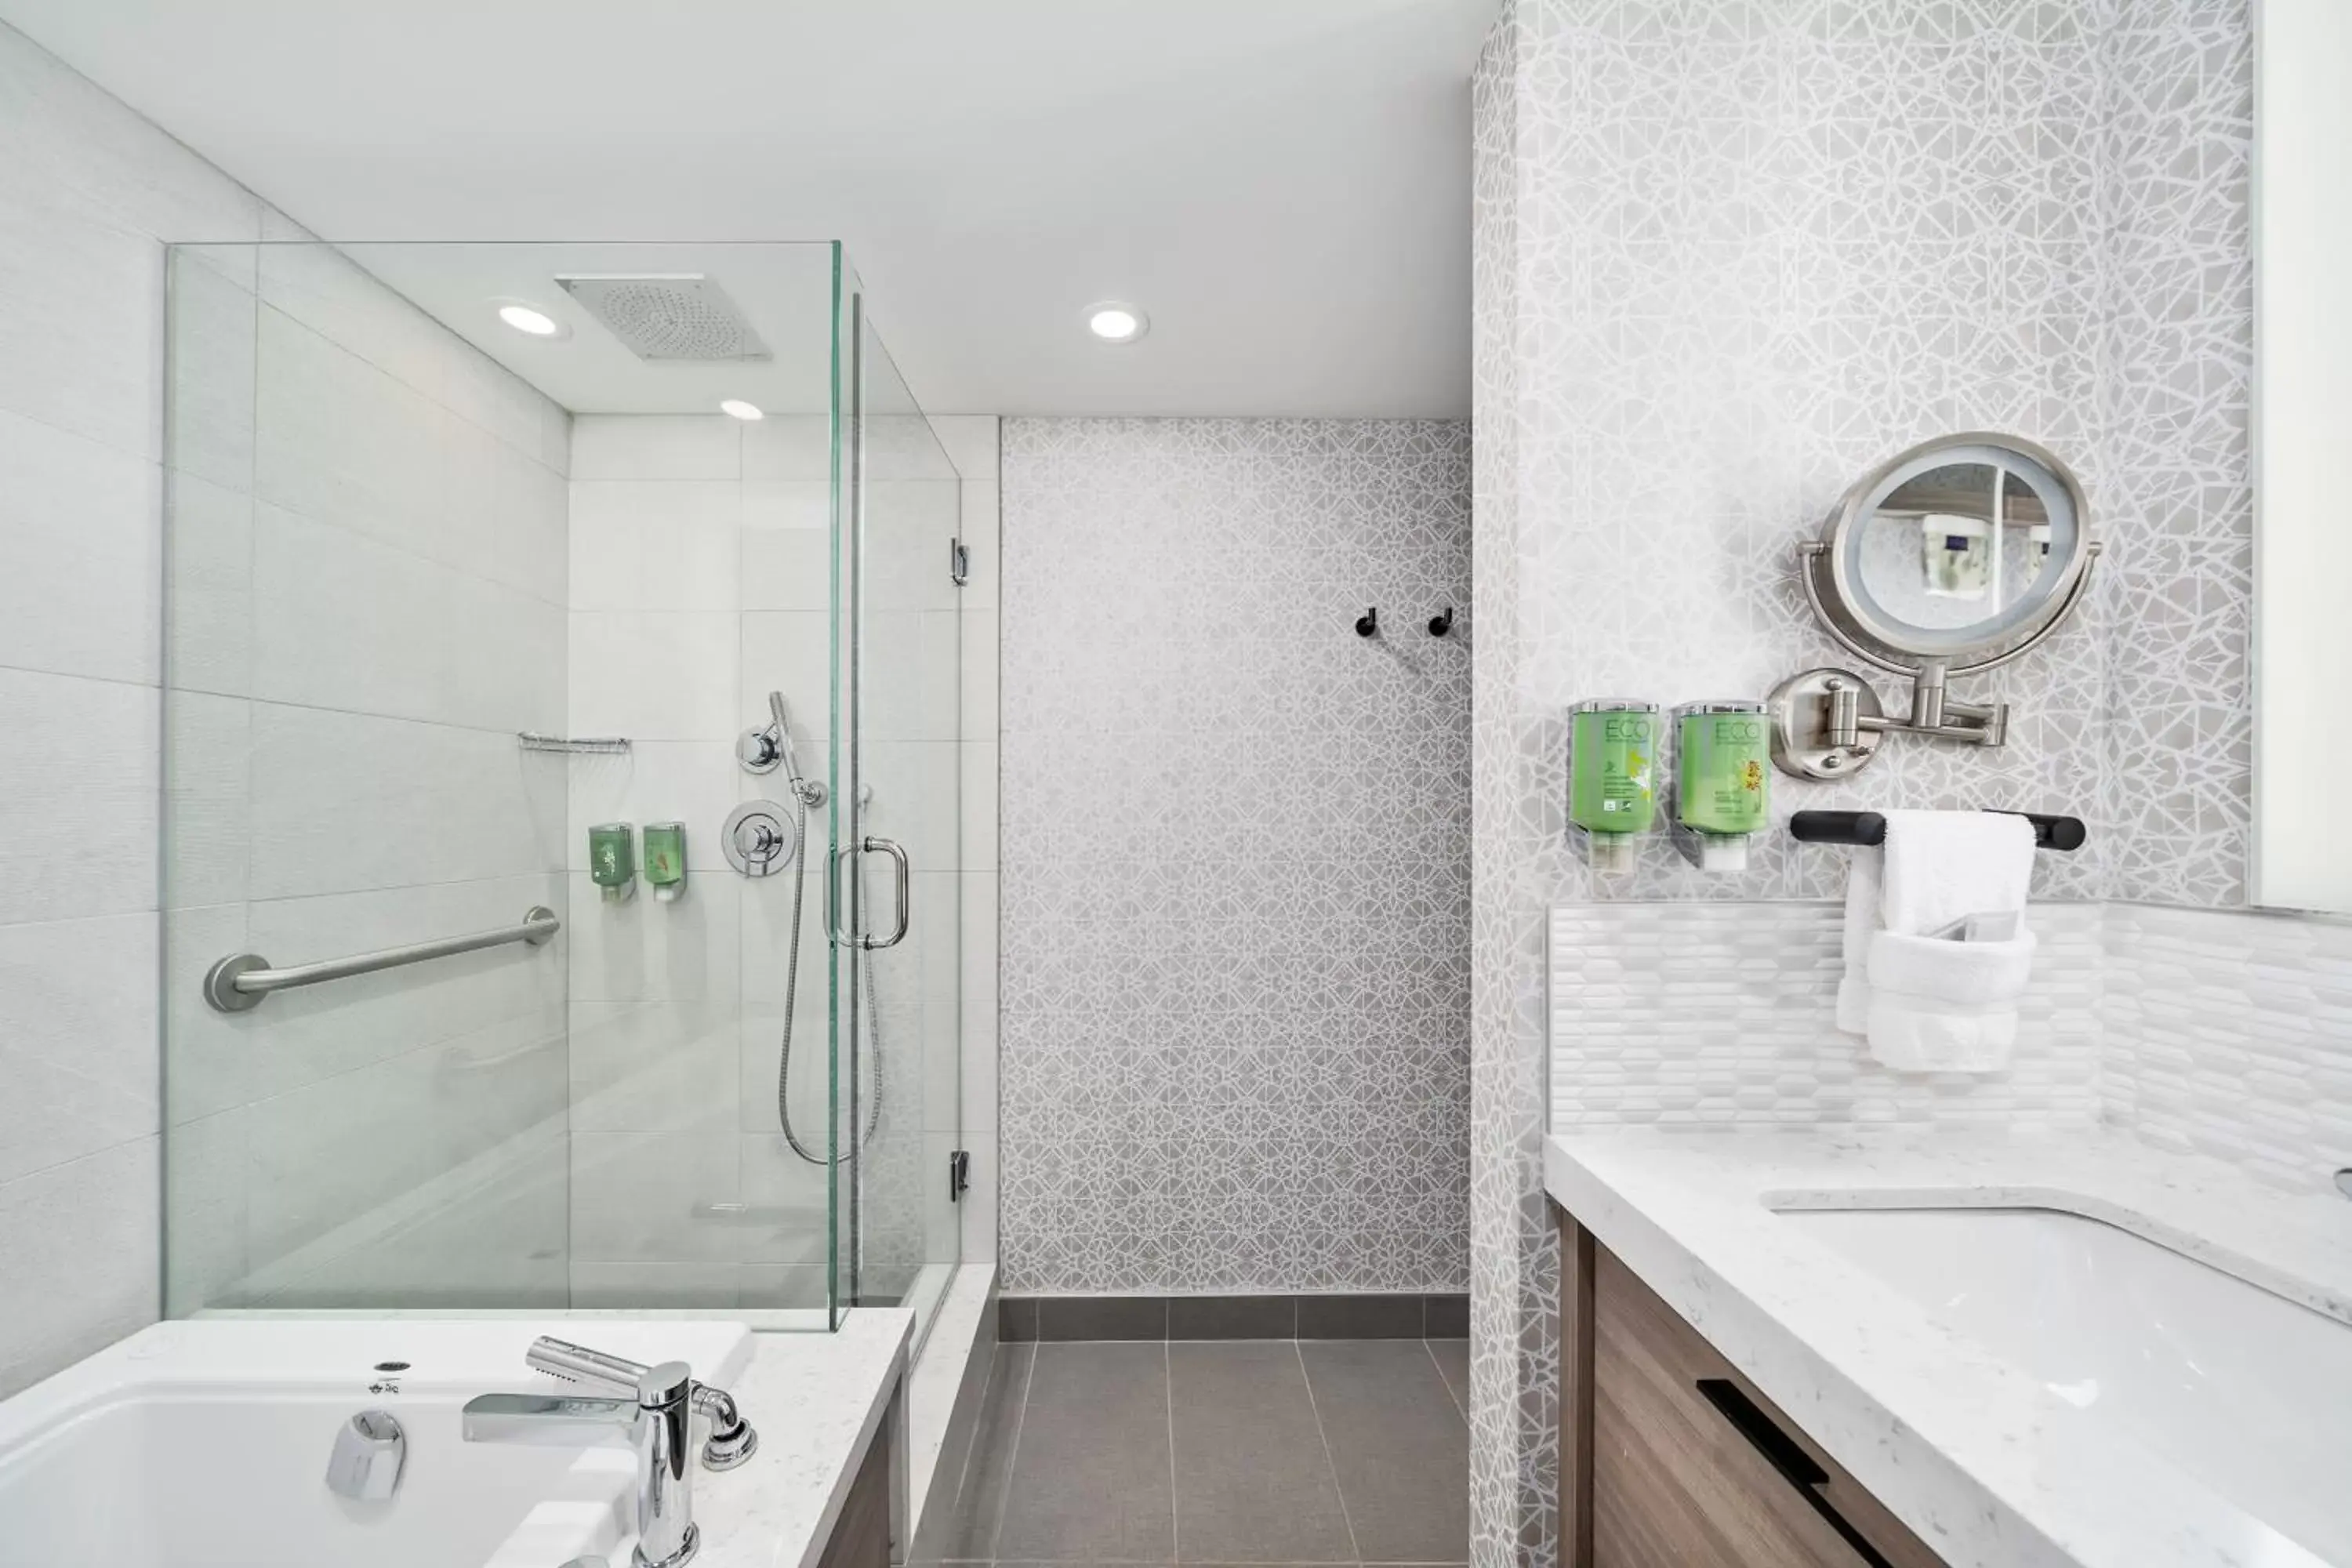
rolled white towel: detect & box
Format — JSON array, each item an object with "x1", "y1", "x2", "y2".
[
  {"x1": 1863, "y1": 926, "x2": 2039, "y2": 1073},
  {"x1": 1835, "y1": 809, "x2": 2039, "y2": 1073}
]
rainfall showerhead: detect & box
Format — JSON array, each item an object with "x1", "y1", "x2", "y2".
[{"x1": 554, "y1": 273, "x2": 771, "y2": 362}]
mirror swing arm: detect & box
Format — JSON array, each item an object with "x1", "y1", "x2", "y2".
[{"x1": 1766, "y1": 432, "x2": 2098, "y2": 782}]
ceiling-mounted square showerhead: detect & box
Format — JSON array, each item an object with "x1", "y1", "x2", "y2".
[{"x1": 554, "y1": 273, "x2": 771, "y2": 362}]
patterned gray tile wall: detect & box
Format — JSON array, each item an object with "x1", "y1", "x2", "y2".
[
  {"x1": 2093, "y1": 0, "x2": 2256, "y2": 909},
  {"x1": 1472, "y1": 4, "x2": 2259, "y2": 1566},
  {"x1": 998, "y1": 418, "x2": 1472, "y2": 1294},
  {"x1": 1470, "y1": 11, "x2": 1557, "y2": 1565}
]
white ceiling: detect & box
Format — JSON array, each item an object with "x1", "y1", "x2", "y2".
[{"x1": 1, "y1": 0, "x2": 1496, "y2": 418}]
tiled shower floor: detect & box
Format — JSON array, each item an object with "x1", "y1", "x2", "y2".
[{"x1": 921, "y1": 1337, "x2": 1471, "y2": 1565}]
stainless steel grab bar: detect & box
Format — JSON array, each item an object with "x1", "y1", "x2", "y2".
[{"x1": 202, "y1": 906, "x2": 561, "y2": 1013}]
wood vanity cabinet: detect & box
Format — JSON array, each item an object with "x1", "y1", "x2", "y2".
[
  {"x1": 815, "y1": 1424, "x2": 893, "y2": 1568},
  {"x1": 1555, "y1": 1206, "x2": 1944, "y2": 1568}
]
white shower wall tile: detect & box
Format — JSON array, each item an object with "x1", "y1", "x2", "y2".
[
  {"x1": 0, "y1": 668, "x2": 161, "y2": 927},
  {"x1": 0, "y1": 408, "x2": 162, "y2": 687},
  {"x1": 568, "y1": 609, "x2": 744, "y2": 743},
  {"x1": 568, "y1": 413, "x2": 742, "y2": 481}
]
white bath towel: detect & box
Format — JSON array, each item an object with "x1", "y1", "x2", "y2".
[{"x1": 1836, "y1": 810, "x2": 2038, "y2": 1072}]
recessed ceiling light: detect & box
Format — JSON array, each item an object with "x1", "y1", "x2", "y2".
[
  {"x1": 719, "y1": 399, "x2": 765, "y2": 421},
  {"x1": 495, "y1": 302, "x2": 564, "y2": 338},
  {"x1": 1086, "y1": 302, "x2": 1149, "y2": 343}
]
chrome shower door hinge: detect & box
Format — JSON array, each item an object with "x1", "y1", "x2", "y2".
[
  {"x1": 949, "y1": 538, "x2": 970, "y2": 587},
  {"x1": 948, "y1": 1149, "x2": 971, "y2": 1203}
]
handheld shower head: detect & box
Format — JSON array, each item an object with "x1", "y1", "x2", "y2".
[{"x1": 762, "y1": 690, "x2": 827, "y2": 808}]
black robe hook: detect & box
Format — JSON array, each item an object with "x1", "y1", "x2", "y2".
[
  {"x1": 1427, "y1": 607, "x2": 1454, "y2": 637},
  {"x1": 1356, "y1": 607, "x2": 1379, "y2": 637}
]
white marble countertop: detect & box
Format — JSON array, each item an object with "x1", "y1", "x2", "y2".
[
  {"x1": 1544, "y1": 1126, "x2": 2352, "y2": 1568},
  {"x1": 692, "y1": 1308, "x2": 913, "y2": 1568}
]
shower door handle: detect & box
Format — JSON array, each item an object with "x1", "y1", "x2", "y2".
[
  {"x1": 824, "y1": 844, "x2": 853, "y2": 949},
  {"x1": 857, "y1": 836, "x2": 910, "y2": 950}
]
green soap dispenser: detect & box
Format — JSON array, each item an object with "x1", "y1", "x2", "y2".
[
  {"x1": 589, "y1": 822, "x2": 636, "y2": 903},
  {"x1": 644, "y1": 822, "x2": 688, "y2": 903},
  {"x1": 1671, "y1": 701, "x2": 1769, "y2": 872},
  {"x1": 1568, "y1": 700, "x2": 1660, "y2": 871}
]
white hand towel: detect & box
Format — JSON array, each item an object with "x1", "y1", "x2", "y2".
[
  {"x1": 1835, "y1": 840, "x2": 1882, "y2": 1036},
  {"x1": 1835, "y1": 810, "x2": 2038, "y2": 1073},
  {"x1": 1877, "y1": 809, "x2": 2036, "y2": 938}
]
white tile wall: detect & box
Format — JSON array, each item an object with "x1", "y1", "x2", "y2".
[
  {"x1": 143, "y1": 185, "x2": 572, "y2": 1327},
  {"x1": 562, "y1": 414, "x2": 823, "y2": 1308},
  {"x1": 0, "y1": 17, "x2": 268, "y2": 1393}
]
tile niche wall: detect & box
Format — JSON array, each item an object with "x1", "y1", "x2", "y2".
[
  {"x1": 1472, "y1": 5, "x2": 2280, "y2": 1568},
  {"x1": 998, "y1": 416, "x2": 1472, "y2": 1295}
]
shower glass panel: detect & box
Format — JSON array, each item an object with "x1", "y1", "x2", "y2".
[
  {"x1": 158, "y1": 239, "x2": 960, "y2": 1334},
  {"x1": 833, "y1": 272, "x2": 964, "y2": 1338}
]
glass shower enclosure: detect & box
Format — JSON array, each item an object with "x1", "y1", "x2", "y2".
[{"x1": 160, "y1": 240, "x2": 963, "y2": 1337}]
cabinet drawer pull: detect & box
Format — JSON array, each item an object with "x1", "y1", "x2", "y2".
[{"x1": 1695, "y1": 1378, "x2": 1893, "y2": 1568}]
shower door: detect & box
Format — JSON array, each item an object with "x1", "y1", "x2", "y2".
[{"x1": 832, "y1": 270, "x2": 964, "y2": 1339}]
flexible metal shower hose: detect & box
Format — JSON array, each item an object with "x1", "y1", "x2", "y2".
[{"x1": 775, "y1": 795, "x2": 884, "y2": 1164}]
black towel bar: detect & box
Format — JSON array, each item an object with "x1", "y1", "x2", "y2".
[{"x1": 1788, "y1": 809, "x2": 2086, "y2": 852}]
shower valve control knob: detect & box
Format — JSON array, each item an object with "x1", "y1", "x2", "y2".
[
  {"x1": 737, "y1": 727, "x2": 782, "y2": 775},
  {"x1": 722, "y1": 801, "x2": 799, "y2": 878}
]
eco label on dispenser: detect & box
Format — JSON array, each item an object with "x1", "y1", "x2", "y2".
[
  {"x1": 1679, "y1": 713, "x2": 1769, "y2": 834},
  {"x1": 1570, "y1": 708, "x2": 1657, "y2": 833}
]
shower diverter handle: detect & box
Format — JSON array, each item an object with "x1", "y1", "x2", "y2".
[{"x1": 826, "y1": 836, "x2": 911, "y2": 952}]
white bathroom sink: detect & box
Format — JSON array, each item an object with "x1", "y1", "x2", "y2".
[
  {"x1": 0, "y1": 1318, "x2": 753, "y2": 1568},
  {"x1": 1782, "y1": 1206, "x2": 2352, "y2": 1565}
]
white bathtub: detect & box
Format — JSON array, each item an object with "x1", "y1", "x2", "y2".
[{"x1": 0, "y1": 1318, "x2": 753, "y2": 1568}]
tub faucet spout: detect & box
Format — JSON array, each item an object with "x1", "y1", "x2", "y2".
[{"x1": 464, "y1": 1358, "x2": 700, "y2": 1568}]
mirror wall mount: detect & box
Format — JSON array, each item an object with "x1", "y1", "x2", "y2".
[{"x1": 1767, "y1": 433, "x2": 2097, "y2": 781}]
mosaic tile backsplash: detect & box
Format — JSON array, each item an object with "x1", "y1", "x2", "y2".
[
  {"x1": 998, "y1": 417, "x2": 1473, "y2": 1294},
  {"x1": 2103, "y1": 904, "x2": 2352, "y2": 1195},
  {"x1": 1547, "y1": 902, "x2": 2104, "y2": 1131}
]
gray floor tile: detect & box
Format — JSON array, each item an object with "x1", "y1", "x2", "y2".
[
  {"x1": 1426, "y1": 1338, "x2": 1469, "y2": 1417},
  {"x1": 1300, "y1": 1341, "x2": 1469, "y2": 1563},
  {"x1": 1170, "y1": 1343, "x2": 1356, "y2": 1563},
  {"x1": 995, "y1": 1341, "x2": 1176, "y2": 1560},
  {"x1": 931, "y1": 1341, "x2": 1034, "y2": 1559}
]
